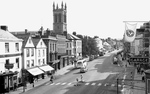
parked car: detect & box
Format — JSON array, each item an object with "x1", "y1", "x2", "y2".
[
  {"x1": 89, "y1": 55, "x2": 94, "y2": 61},
  {"x1": 76, "y1": 59, "x2": 87, "y2": 68},
  {"x1": 80, "y1": 67, "x2": 88, "y2": 73}
]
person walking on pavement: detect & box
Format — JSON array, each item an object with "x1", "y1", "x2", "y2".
[
  {"x1": 76, "y1": 78, "x2": 79, "y2": 86},
  {"x1": 50, "y1": 75, "x2": 54, "y2": 83},
  {"x1": 80, "y1": 75, "x2": 84, "y2": 82}
]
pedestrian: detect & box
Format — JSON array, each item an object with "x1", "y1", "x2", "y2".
[
  {"x1": 50, "y1": 75, "x2": 54, "y2": 83},
  {"x1": 81, "y1": 75, "x2": 83, "y2": 82},
  {"x1": 76, "y1": 78, "x2": 79, "y2": 86},
  {"x1": 14, "y1": 83, "x2": 17, "y2": 91}
]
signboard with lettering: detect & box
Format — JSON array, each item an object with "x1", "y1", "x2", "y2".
[
  {"x1": 5, "y1": 63, "x2": 14, "y2": 70},
  {"x1": 129, "y1": 57, "x2": 149, "y2": 63}
]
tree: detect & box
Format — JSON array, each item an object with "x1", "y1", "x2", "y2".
[
  {"x1": 76, "y1": 34, "x2": 83, "y2": 39},
  {"x1": 94, "y1": 36, "x2": 99, "y2": 39},
  {"x1": 72, "y1": 31, "x2": 76, "y2": 36}
]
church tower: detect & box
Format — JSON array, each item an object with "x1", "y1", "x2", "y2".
[{"x1": 53, "y1": 2, "x2": 67, "y2": 35}]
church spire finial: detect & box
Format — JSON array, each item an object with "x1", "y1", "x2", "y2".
[
  {"x1": 53, "y1": 2, "x2": 55, "y2": 10},
  {"x1": 57, "y1": 4, "x2": 58, "y2": 9},
  {"x1": 61, "y1": 1, "x2": 63, "y2": 9},
  {"x1": 65, "y1": 3, "x2": 67, "y2": 10}
]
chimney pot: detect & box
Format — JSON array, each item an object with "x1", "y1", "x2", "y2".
[
  {"x1": 0, "y1": 26, "x2": 8, "y2": 31},
  {"x1": 25, "y1": 29, "x2": 28, "y2": 33}
]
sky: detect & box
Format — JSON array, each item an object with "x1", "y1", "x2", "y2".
[{"x1": 0, "y1": 0, "x2": 150, "y2": 39}]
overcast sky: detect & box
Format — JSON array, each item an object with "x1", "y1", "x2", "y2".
[{"x1": 0, "y1": 0, "x2": 150, "y2": 39}]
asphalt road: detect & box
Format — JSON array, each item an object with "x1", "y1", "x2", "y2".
[{"x1": 22, "y1": 50, "x2": 134, "y2": 94}]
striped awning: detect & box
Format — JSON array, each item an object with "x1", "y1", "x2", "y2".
[
  {"x1": 39, "y1": 65, "x2": 54, "y2": 72},
  {"x1": 27, "y1": 67, "x2": 44, "y2": 76}
]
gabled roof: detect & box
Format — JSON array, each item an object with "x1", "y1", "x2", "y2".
[
  {"x1": 32, "y1": 38, "x2": 41, "y2": 47},
  {"x1": 70, "y1": 34, "x2": 80, "y2": 40},
  {"x1": 66, "y1": 33, "x2": 81, "y2": 40},
  {"x1": 14, "y1": 33, "x2": 31, "y2": 47},
  {"x1": 66, "y1": 34, "x2": 74, "y2": 40},
  {"x1": 0, "y1": 29, "x2": 23, "y2": 42}
]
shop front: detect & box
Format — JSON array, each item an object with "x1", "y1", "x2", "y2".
[
  {"x1": 25, "y1": 67, "x2": 44, "y2": 87},
  {"x1": 0, "y1": 71, "x2": 18, "y2": 93},
  {"x1": 39, "y1": 65, "x2": 54, "y2": 78},
  {"x1": 51, "y1": 60, "x2": 60, "y2": 71}
]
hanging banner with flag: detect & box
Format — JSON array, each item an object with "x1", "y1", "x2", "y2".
[{"x1": 124, "y1": 22, "x2": 137, "y2": 42}]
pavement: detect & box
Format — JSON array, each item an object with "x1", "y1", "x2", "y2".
[
  {"x1": 121, "y1": 60, "x2": 145, "y2": 94},
  {"x1": 7, "y1": 56, "x2": 146, "y2": 94},
  {"x1": 132, "y1": 67, "x2": 145, "y2": 94},
  {"x1": 8, "y1": 64, "x2": 75, "y2": 94}
]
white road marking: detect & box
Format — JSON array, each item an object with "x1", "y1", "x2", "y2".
[
  {"x1": 61, "y1": 83, "x2": 66, "y2": 85},
  {"x1": 122, "y1": 85, "x2": 125, "y2": 88},
  {"x1": 104, "y1": 83, "x2": 109, "y2": 86},
  {"x1": 50, "y1": 83, "x2": 55, "y2": 85},
  {"x1": 98, "y1": 83, "x2": 102, "y2": 86},
  {"x1": 68, "y1": 83, "x2": 72, "y2": 85},
  {"x1": 91, "y1": 83, "x2": 96, "y2": 85},
  {"x1": 55, "y1": 83, "x2": 60, "y2": 85},
  {"x1": 85, "y1": 83, "x2": 89, "y2": 85},
  {"x1": 111, "y1": 84, "x2": 115, "y2": 87},
  {"x1": 123, "y1": 75, "x2": 126, "y2": 80},
  {"x1": 118, "y1": 84, "x2": 121, "y2": 87}
]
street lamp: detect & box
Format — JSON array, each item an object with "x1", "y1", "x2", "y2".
[{"x1": 22, "y1": 69, "x2": 26, "y2": 92}]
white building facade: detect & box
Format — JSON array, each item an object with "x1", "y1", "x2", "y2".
[{"x1": 0, "y1": 27, "x2": 23, "y2": 92}]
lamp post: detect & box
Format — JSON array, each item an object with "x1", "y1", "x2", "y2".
[
  {"x1": 117, "y1": 78, "x2": 119, "y2": 94},
  {"x1": 22, "y1": 69, "x2": 26, "y2": 92}
]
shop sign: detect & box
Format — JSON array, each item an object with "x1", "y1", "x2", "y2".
[
  {"x1": 129, "y1": 57, "x2": 149, "y2": 63},
  {"x1": 5, "y1": 63, "x2": 14, "y2": 70}
]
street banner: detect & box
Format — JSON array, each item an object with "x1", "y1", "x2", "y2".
[{"x1": 124, "y1": 22, "x2": 137, "y2": 42}]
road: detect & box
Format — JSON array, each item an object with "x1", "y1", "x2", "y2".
[{"x1": 22, "y1": 50, "x2": 134, "y2": 94}]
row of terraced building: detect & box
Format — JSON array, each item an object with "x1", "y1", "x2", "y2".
[{"x1": 0, "y1": 2, "x2": 82, "y2": 93}]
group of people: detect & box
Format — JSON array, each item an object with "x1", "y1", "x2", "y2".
[
  {"x1": 75, "y1": 75, "x2": 84, "y2": 86},
  {"x1": 136, "y1": 64, "x2": 145, "y2": 82}
]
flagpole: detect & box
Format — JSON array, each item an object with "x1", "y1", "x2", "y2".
[{"x1": 123, "y1": 21, "x2": 148, "y2": 22}]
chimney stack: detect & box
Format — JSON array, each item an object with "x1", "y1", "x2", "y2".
[
  {"x1": 25, "y1": 29, "x2": 28, "y2": 34},
  {"x1": 0, "y1": 25, "x2": 8, "y2": 31}
]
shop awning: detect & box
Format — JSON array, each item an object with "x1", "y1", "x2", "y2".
[
  {"x1": 27, "y1": 67, "x2": 44, "y2": 76},
  {"x1": 39, "y1": 65, "x2": 54, "y2": 72}
]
